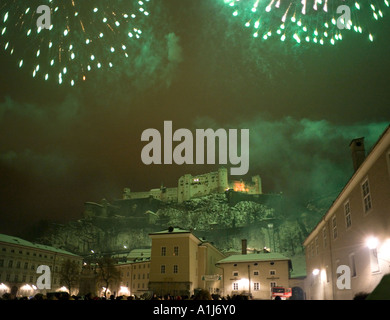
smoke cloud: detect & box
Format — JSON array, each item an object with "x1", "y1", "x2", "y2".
[{"x1": 193, "y1": 116, "x2": 389, "y2": 211}]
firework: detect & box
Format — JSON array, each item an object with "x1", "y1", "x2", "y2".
[
  {"x1": 0, "y1": 0, "x2": 151, "y2": 86},
  {"x1": 223, "y1": 0, "x2": 389, "y2": 45}
]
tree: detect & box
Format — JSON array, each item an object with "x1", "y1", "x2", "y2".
[
  {"x1": 96, "y1": 256, "x2": 121, "y2": 298},
  {"x1": 59, "y1": 259, "x2": 81, "y2": 296}
]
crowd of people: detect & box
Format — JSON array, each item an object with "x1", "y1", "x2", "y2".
[{"x1": 0, "y1": 289, "x2": 252, "y2": 301}]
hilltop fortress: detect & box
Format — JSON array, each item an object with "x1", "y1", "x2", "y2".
[{"x1": 122, "y1": 167, "x2": 262, "y2": 203}]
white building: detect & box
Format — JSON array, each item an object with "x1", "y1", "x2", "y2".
[
  {"x1": 0, "y1": 233, "x2": 83, "y2": 297},
  {"x1": 216, "y1": 240, "x2": 292, "y2": 299},
  {"x1": 303, "y1": 125, "x2": 390, "y2": 299}
]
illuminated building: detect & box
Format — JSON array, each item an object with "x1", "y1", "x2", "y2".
[
  {"x1": 216, "y1": 240, "x2": 293, "y2": 299},
  {"x1": 0, "y1": 233, "x2": 82, "y2": 297},
  {"x1": 121, "y1": 167, "x2": 262, "y2": 203},
  {"x1": 148, "y1": 227, "x2": 225, "y2": 297},
  {"x1": 303, "y1": 125, "x2": 390, "y2": 300}
]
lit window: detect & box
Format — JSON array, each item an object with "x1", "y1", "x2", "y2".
[
  {"x1": 344, "y1": 201, "x2": 352, "y2": 228},
  {"x1": 362, "y1": 179, "x2": 372, "y2": 213}
]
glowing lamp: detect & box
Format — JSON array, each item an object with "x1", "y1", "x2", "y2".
[
  {"x1": 366, "y1": 237, "x2": 379, "y2": 250},
  {"x1": 312, "y1": 268, "x2": 320, "y2": 276}
]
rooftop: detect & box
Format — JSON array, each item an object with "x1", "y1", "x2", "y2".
[
  {"x1": 149, "y1": 226, "x2": 191, "y2": 235},
  {"x1": 217, "y1": 252, "x2": 291, "y2": 264},
  {"x1": 0, "y1": 233, "x2": 81, "y2": 257}
]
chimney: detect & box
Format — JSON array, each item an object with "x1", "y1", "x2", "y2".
[
  {"x1": 241, "y1": 239, "x2": 247, "y2": 255},
  {"x1": 349, "y1": 137, "x2": 365, "y2": 171}
]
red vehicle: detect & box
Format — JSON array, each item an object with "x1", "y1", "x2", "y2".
[{"x1": 271, "y1": 287, "x2": 292, "y2": 300}]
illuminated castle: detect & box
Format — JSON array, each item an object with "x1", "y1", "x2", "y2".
[{"x1": 122, "y1": 168, "x2": 262, "y2": 203}]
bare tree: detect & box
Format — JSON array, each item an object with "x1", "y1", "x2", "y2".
[
  {"x1": 96, "y1": 256, "x2": 121, "y2": 298},
  {"x1": 59, "y1": 259, "x2": 81, "y2": 296}
]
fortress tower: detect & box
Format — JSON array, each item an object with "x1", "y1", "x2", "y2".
[{"x1": 123, "y1": 168, "x2": 262, "y2": 204}]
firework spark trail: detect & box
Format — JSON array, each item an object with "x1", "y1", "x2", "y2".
[
  {"x1": 223, "y1": 0, "x2": 389, "y2": 45},
  {"x1": 0, "y1": 0, "x2": 151, "y2": 86}
]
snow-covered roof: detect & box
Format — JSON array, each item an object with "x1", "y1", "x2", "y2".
[
  {"x1": 0, "y1": 233, "x2": 81, "y2": 257},
  {"x1": 217, "y1": 252, "x2": 291, "y2": 264},
  {"x1": 149, "y1": 227, "x2": 191, "y2": 235}
]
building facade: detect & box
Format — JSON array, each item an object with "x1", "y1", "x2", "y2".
[
  {"x1": 0, "y1": 233, "x2": 83, "y2": 297},
  {"x1": 148, "y1": 227, "x2": 225, "y2": 297},
  {"x1": 121, "y1": 168, "x2": 262, "y2": 204},
  {"x1": 216, "y1": 241, "x2": 292, "y2": 300},
  {"x1": 303, "y1": 126, "x2": 390, "y2": 300}
]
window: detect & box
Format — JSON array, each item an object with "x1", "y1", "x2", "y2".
[
  {"x1": 161, "y1": 247, "x2": 166, "y2": 256},
  {"x1": 173, "y1": 265, "x2": 178, "y2": 274},
  {"x1": 253, "y1": 283, "x2": 260, "y2": 291},
  {"x1": 173, "y1": 246, "x2": 179, "y2": 256},
  {"x1": 349, "y1": 253, "x2": 357, "y2": 277},
  {"x1": 233, "y1": 271, "x2": 239, "y2": 277},
  {"x1": 8, "y1": 260, "x2": 13, "y2": 268},
  {"x1": 160, "y1": 265, "x2": 166, "y2": 274},
  {"x1": 233, "y1": 283, "x2": 238, "y2": 291},
  {"x1": 270, "y1": 282, "x2": 277, "y2": 288},
  {"x1": 311, "y1": 242, "x2": 314, "y2": 257},
  {"x1": 369, "y1": 248, "x2": 380, "y2": 273},
  {"x1": 362, "y1": 179, "x2": 372, "y2": 213},
  {"x1": 344, "y1": 201, "x2": 352, "y2": 228},
  {"x1": 253, "y1": 270, "x2": 259, "y2": 276},
  {"x1": 270, "y1": 270, "x2": 276, "y2": 276},
  {"x1": 332, "y1": 215, "x2": 338, "y2": 240},
  {"x1": 24, "y1": 262, "x2": 28, "y2": 269},
  {"x1": 323, "y1": 227, "x2": 327, "y2": 248}
]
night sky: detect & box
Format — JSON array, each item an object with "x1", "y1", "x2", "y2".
[{"x1": 1, "y1": 1, "x2": 389, "y2": 238}]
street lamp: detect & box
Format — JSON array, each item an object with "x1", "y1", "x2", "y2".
[
  {"x1": 366, "y1": 236, "x2": 379, "y2": 250},
  {"x1": 312, "y1": 268, "x2": 320, "y2": 276}
]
